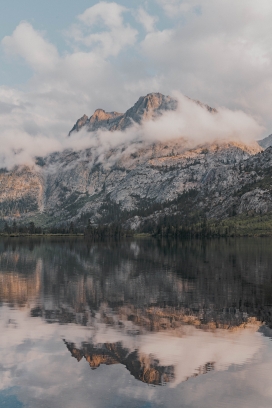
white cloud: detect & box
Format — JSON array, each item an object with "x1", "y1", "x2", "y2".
[
  {"x1": 0, "y1": 303, "x2": 269, "y2": 408},
  {"x1": 156, "y1": 0, "x2": 198, "y2": 18},
  {"x1": 0, "y1": 1, "x2": 272, "y2": 169},
  {"x1": 148, "y1": 0, "x2": 272, "y2": 127},
  {"x1": 2, "y1": 22, "x2": 59, "y2": 72},
  {"x1": 0, "y1": 86, "x2": 264, "y2": 169},
  {"x1": 136, "y1": 7, "x2": 157, "y2": 33},
  {"x1": 69, "y1": 2, "x2": 138, "y2": 57},
  {"x1": 78, "y1": 2, "x2": 126, "y2": 28}
]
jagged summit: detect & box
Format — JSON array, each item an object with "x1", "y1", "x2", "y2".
[
  {"x1": 90, "y1": 109, "x2": 122, "y2": 123},
  {"x1": 69, "y1": 92, "x2": 178, "y2": 135},
  {"x1": 124, "y1": 92, "x2": 178, "y2": 123},
  {"x1": 68, "y1": 114, "x2": 89, "y2": 135},
  {"x1": 68, "y1": 92, "x2": 220, "y2": 136},
  {"x1": 68, "y1": 110, "x2": 123, "y2": 135}
]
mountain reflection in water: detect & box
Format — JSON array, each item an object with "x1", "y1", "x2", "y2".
[
  {"x1": 0, "y1": 237, "x2": 272, "y2": 407},
  {"x1": 64, "y1": 339, "x2": 175, "y2": 385}
]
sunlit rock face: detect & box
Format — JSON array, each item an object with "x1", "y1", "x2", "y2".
[
  {"x1": 69, "y1": 110, "x2": 123, "y2": 135},
  {"x1": 0, "y1": 92, "x2": 270, "y2": 226},
  {"x1": 68, "y1": 93, "x2": 178, "y2": 133}
]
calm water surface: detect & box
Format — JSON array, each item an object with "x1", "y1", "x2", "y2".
[{"x1": 1, "y1": 237, "x2": 272, "y2": 407}]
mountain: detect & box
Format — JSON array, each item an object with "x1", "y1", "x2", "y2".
[
  {"x1": 68, "y1": 93, "x2": 178, "y2": 134},
  {"x1": 258, "y1": 134, "x2": 272, "y2": 149},
  {"x1": 1, "y1": 92, "x2": 272, "y2": 231}
]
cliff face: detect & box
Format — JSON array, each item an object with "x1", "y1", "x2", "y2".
[
  {"x1": 0, "y1": 92, "x2": 271, "y2": 227},
  {"x1": 0, "y1": 166, "x2": 43, "y2": 218}
]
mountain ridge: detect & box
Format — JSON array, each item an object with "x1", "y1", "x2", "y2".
[
  {"x1": 0, "y1": 92, "x2": 271, "y2": 231},
  {"x1": 68, "y1": 92, "x2": 179, "y2": 134},
  {"x1": 258, "y1": 134, "x2": 272, "y2": 149}
]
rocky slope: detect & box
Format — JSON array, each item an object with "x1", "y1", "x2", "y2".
[
  {"x1": 0, "y1": 92, "x2": 271, "y2": 229},
  {"x1": 258, "y1": 134, "x2": 272, "y2": 149}
]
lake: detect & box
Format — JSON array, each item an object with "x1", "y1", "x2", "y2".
[{"x1": 0, "y1": 237, "x2": 272, "y2": 408}]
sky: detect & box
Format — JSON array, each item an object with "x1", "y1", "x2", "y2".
[{"x1": 1, "y1": 0, "x2": 272, "y2": 167}]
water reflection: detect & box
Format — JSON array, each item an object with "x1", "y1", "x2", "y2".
[
  {"x1": 64, "y1": 339, "x2": 174, "y2": 385},
  {"x1": 0, "y1": 238, "x2": 272, "y2": 407}
]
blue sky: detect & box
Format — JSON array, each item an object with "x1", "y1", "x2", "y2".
[
  {"x1": 0, "y1": 0, "x2": 170, "y2": 85},
  {"x1": 0, "y1": 0, "x2": 272, "y2": 167}
]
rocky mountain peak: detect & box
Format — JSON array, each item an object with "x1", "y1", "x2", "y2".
[
  {"x1": 69, "y1": 92, "x2": 179, "y2": 135},
  {"x1": 68, "y1": 114, "x2": 88, "y2": 135},
  {"x1": 90, "y1": 109, "x2": 122, "y2": 123},
  {"x1": 123, "y1": 92, "x2": 178, "y2": 124},
  {"x1": 68, "y1": 92, "x2": 220, "y2": 136}
]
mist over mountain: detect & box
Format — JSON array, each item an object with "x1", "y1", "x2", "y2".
[
  {"x1": 0, "y1": 91, "x2": 271, "y2": 231},
  {"x1": 69, "y1": 93, "x2": 179, "y2": 134}
]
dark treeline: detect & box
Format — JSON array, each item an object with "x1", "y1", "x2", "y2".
[
  {"x1": 0, "y1": 219, "x2": 132, "y2": 238},
  {"x1": 152, "y1": 220, "x2": 232, "y2": 238},
  {"x1": 84, "y1": 221, "x2": 132, "y2": 239},
  {"x1": 2, "y1": 221, "x2": 43, "y2": 235},
  {"x1": 0, "y1": 220, "x2": 83, "y2": 235},
  {"x1": 0, "y1": 218, "x2": 233, "y2": 239}
]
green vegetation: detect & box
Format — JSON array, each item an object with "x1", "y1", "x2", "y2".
[
  {"x1": 0, "y1": 218, "x2": 131, "y2": 239},
  {"x1": 0, "y1": 220, "x2": 84, "y2": 236},
  {"x1": 2, "y1": 187, "x2": 272, "y2": 238},
  {"x1": 210, "y1": 212, "x2": 272, "y2": 237},
  {"x1": 151, "y1": 212, "x2": 272, "y2": 238}
]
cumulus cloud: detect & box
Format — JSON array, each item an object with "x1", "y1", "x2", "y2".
[
  {"x1": 147, "y1": 0, "x2": 272, "y2": 124},
  {"x1": 68, "y1": 2, "x2": 137, "y2": 57},
  {"x1": 2, "y1": 22, "x2": 59, "y2": 72},
  {"x1": 0, "y1": 0, "x2": 271, "y2": 169},
  {"x1": 0, "y1": 89, "x2": 264, "y2": 169},
  {"x1": 69, "y1": 92, "x2": 263, "y2": 171},
  {"x1": 156, "y1": 0, "x2": 199, "y2": 18},
  {"x1": 136, "y1": 8, "x2": 158, "y2": 33}
]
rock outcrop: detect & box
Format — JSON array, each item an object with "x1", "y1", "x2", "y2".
[{"x1": 68, "y1": 93, "x2": 178, "y2": 134}]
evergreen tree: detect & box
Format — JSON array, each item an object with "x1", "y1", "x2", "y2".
[
  {"x1": 12, "y1": 220, "x2": 17, "y2": 233},
  {"x1": 28, "y1": 222, "x2": 35, "y2": 234},
  {"x1": 4, "y1": 222, "x2": 10, "y2": 234}
]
